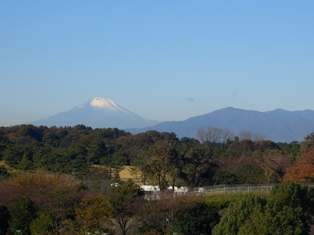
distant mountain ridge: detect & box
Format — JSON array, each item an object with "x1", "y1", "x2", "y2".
[
  {"x1": 128, "y1": 107, "x2": 314, "y2": 143},
  {"x1": 30, "y1": 98, "x2": 314, "y2": 142},
  {"x1": 31, "y1": 97, "x2": 159, "y2": 129}
]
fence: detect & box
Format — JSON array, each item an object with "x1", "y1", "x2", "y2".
[
  {"x1": 144, "y1": 184, "x2": 275, "y2": 200},
  {"x1": 197, "y1": 183, "x2": 314, "y2": 195},
  {"x1": 195, "y1": 184, "x2": 274, "y2": 195}
]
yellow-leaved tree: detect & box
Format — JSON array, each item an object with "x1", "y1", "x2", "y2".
[{"x1": 73, "y1": 194, "x2": 112, "y2": 234}]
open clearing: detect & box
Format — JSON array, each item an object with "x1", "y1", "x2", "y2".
[{"x1": 119, "y1": 166, "x2": 142, "y2": 183}]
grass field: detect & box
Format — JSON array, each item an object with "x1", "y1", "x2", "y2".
[
  {"x1": 119, "y1": 166, "x2": 142, "y2": 183},
  {"x1": 119, "y1": 166, "x2": 133, "y2": 178}
]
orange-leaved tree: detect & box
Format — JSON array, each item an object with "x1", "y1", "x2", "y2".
[{"x1": 282, "y1": 147, "x2": 314, "y2": 182}]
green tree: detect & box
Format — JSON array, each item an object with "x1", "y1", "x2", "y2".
[
  {"x1": 3, "y1": 145, "x2": 34, "y2": 168},
  {"x1": 17, "y1": 125, "x2": 43, "y2": 142},
  {"x1": 172, "y1": 201, "x2": 220, "y2": 235},
  {"x1": 212, "y1": 195, "x2": 266, "y2": 235},
  {"x1": 213, "y1": 183, "x2": 312, "y2": 235},
  {"x1": 131, "y1": 149, "x2": 155, "y2": 185},
  {"x1": 29, "y1": 211, "x2": 54, "y2": 235},
  {"x1": 234, "y1": 164, "x2": 266, "y2": 184},
  {"x1": 238, "y1": 206, "x2": 306, "y2": 235},
  {"x1": 109, "y1": 179, "x2": 144, "y2": 235},
  {"x1": 238, "y1": 183, "x2": 311, "y2": 235},
  {"x1": 212, "y1": 169, "x2": 237, "y2": 185},
  {"x1": 301, "y1": 132, "x2": 314, "y2": 153},
  {"x1": 180, "y1": 147, "x2": 216, "y2": 187},
  {"x1": 86, "y1": 139, "x2": 107, "y2": 164},
  {"x1": 101, "y1": 146, "x2": 127, "y2": 182},
  {"x1": 146, "y1": 140, "x2": 179, "y2": 191},
  {"x1": 8, "y1": 197, "x2": 37, "y2": 235}
]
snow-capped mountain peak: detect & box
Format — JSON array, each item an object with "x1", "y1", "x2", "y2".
[
  {"x1": 30, "y1": 97, "x2": 159, "y2": 129},
  {"x1": 90, "y1": 97, "x2": 122, "y2": 111}
]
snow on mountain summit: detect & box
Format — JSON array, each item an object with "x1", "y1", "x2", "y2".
[
  {"x1": 30, "y1": 97, "x2": 159, "y2": 129},
  {"x1": 90, "y1": 97, "x2": 123, "y2": 111}
]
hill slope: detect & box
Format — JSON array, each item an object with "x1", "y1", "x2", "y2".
[
  {"x1": 31, "y1": 97, "x2": 159, "y2": 129},
  {"x1": 128, "y1": 107, "x2": 314, "y2": 142}
]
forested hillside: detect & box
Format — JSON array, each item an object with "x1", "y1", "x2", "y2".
[
  {"x1": 1, "y1": 124, "x2": 314, "y2": 185},
  {"x1": 1, "y1": 124, "x2": 314, "y2": 234}
]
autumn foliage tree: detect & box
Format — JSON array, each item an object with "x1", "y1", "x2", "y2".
[
  {"x1": 282, "y1": 147, "x2": 314, "y2": 182},
  {"x1": 73, "y1": 194, "x2": 112, "y2": 234},
  {"x1": 255, "y1": 150, "x2": 287, "y2": 183},
  {"x1": 0, "y1": 170, "x2": 87, "y2": 233}
]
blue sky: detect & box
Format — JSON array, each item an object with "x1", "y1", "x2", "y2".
[{"x1": 1, "y1": 1, "x2": 314, "y2": 126}]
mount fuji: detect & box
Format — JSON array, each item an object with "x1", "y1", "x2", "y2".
[
  {"x1": 30, "y1": 97, "x2": 159, "y2": 129},
  {"x1": 30, "y1": 98, "x2": 314, "y2": 142}
]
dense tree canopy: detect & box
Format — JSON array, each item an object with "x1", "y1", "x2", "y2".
[
  {"x1": 0, "y1": 124, "x2": 311, "y2": 188},
  {"x1": 1, "y1": 125, "x2": 314, "y2": 234},
  {"x1": 213, "y1": 183, "x2": 313, "y2": 235}
]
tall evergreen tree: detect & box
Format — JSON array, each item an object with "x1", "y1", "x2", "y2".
[{"x1": 8, "y1": 197, "x2": 37, "y2": 235}]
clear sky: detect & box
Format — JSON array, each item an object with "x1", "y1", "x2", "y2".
[{"x1": 1, "y1": 1, "x2": 314, "y2": 126}]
